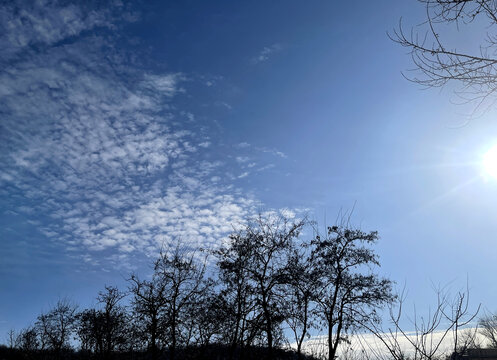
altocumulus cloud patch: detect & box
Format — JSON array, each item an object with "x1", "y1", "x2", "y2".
[{"x1": 0, "y1": 0, "x2": 259, "y2": 267}]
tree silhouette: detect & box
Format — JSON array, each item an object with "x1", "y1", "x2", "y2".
[
  {"x1": 35, "y1": 299, "x2": 77, "y2": 358},
  {"x1": 1, "y1": 215, "x2": 400, "y2": 360},
  {"x1": 366, "y1": 286, "x2": 480, "y2": 360},
  {"x1": 215, "y1": 227, "x2": 260, "y2": 358},
  {"x1": 7, "y1": 329, "x2": 19, "y2": 349},
  {"x1": 97, "y1": 286, "x2": 128, "y2": 357},
  {"x1": 153, "y1": 245, "x2": 209, "y2": 360},
  {"x1": 394, "y1": 0, "x2": 497, "y2": 108},
  {"x1": 479, "y1": 312, "x2": 497, "y2": 348},
  {"x1": 17, "y1": 327, "x2": 39, "y2": 353},
  {"x1": 241, "y1": 214, "x2": 306, "y2": 358},
  {"x1": 284, "y1": 244, "x2": 319, "y2": 360},
  {"x1": 128, "y1": 272, "x2": 168, "y2": 360},
  {"x1": 76, "y1": 286, "x2": 128, "y2": 359},
  {"x1": 310, "y1": 224, "x2": 395, "y2": 360},
  {"x1": 215, "y1": 213, "x2": 307, "y2": 359},
  {"x1": 76, "y1": 308, "x2": 104, "y2": 353}
]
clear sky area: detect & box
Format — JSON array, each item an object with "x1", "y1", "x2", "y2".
[{"x1": 1, "y1": 0, "x2": 496, "y2": 339}]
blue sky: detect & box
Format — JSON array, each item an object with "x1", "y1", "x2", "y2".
[{"x1": 1, "y1": 0, "x2": 496, "y2": 338}]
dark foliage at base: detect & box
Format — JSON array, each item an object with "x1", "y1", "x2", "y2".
[{"x1": 0, "y1": 344, "x2": 321, "y2": 360}]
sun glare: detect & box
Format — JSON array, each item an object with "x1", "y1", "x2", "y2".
[{"x1": 483, "y1": 144, "x2": 497, "y2": 179}]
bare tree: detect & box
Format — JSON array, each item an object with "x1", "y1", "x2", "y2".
[
  {"x1": 75, "y1": 286, "x2": 128, "y2": 358},
  {"x1": 35, "y1": 299, "x2": 77, "y2": 358},
  {"x1": 17, "y1": 326, "x2": 39, "y2": 353},
  {"x1": 215, "y1": 227, "x2": 261, "y2": 358},
  {"x1": 243, "y1": 214, "x2": 306, "y2": 358},
  {"x1": 394, "y1": 0, "x2": 497, "y2": 108},
  {"x1": 7, "y1": 328, "x2": 19, "y2": 349},
  {"x1": 479, "y1": 312, "x2": 497, "y2": 348},
  {"x1": 310, "y1": 224, "x2": 395, "y2": 360},
  {"x1": 128, "y1": 272, "x2": 168, "y2": 360},
  {"x1": 153, "y1": 244, "x2": 209, "y2": 360},
  {"x1": 187, "y1": 287, "x2": 224, "y2": 347},
  {"x1": 214, "y1": 213, "x2": 306, "y2": 359},
  {"x1": 97, "y1": 286, "x2": 128, "y2": 357},
  {"x1": 284, "y1": 243, "x2": 319, "y2": 360},
  {"x1": 365, "y1": 285, "x2": 480, "y2": 360},
  {"x1": 76, "y1": 308, "x2": 103, "y2": 353}
]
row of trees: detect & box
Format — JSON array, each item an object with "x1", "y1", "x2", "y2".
[{"x1": 5, "y1": 215, "x2": 395, "y2": 360}]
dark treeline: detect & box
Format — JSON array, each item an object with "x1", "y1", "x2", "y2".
[{"x1": 3, "y1": 214, "x2": 394, "y2": 360}]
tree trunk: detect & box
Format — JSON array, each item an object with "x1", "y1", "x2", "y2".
[
  {"x1": 328, "y1": 324, "x2": 335, "y2": 360},
  {"x1": 151, "y1": 315, "x2": 157, "y2": 360},
  {"x1": 229, "y1": 293, "x2": 242, "y2": 360},
  {"x1": 297, "y1": 301, "x2": 309, "y2": 360},
  {"x1": 171, "y1": 314, "x2": 177, "y2": 360},
  {"x1": 265, "y1": 306, "x2": 273, "y2": 359},
  {"x1": 267, "y1": 326, "x2": 273, "y2": 359}
]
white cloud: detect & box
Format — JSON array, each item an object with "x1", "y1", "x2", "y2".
[
  {"x1": 236, "y1": 142, "x2": 251, "y2": 148},
  {"x1": 257, "y1": 164, "x2": 275, "y2": 172},
  {"x1": 236, "y1": 156, "x2": 250, "y2": 163},
  {"x1": 142, "y1": 74, "x2": 182, "y2": 97},
  {"x1": 0, "y1": 0, "x2": 134, "y2": 62},
  {"x1": 216, "y1": 101, "x2": 232, "y2": 110},
  {"x1": 295, "y1": 328, "x2": 485, "y2": 360},
  {"x1": 0, "y1": 1, "x2": 258, "y2": 268},
  {"x1": 258, "y1": 147, "x2": 288, "y2": 158},
  {"x1": 252, "y1": 43, "x2": 282, "y2": 64}
]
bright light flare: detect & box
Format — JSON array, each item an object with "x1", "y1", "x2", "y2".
[{"x1": 483, "y1": 144, "x2": 497, "y2": 179}]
